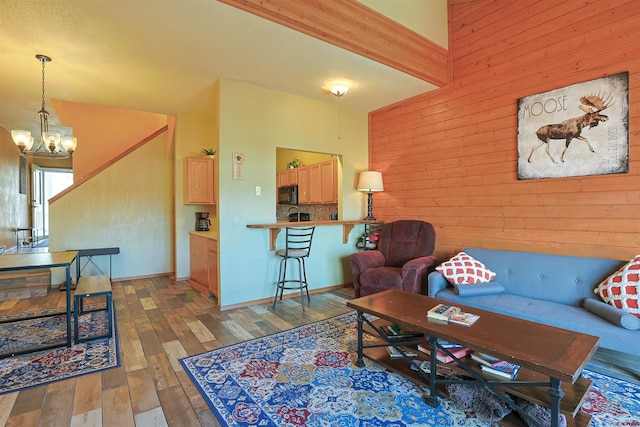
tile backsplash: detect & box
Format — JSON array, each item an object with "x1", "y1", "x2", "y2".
[{"x1": 276, "y1": 204, "x2": 338, "y2": 222}]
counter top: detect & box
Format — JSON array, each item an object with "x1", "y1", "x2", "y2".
[{"x1": 247, "y1": 220, "x2": 379, "y2": 250}]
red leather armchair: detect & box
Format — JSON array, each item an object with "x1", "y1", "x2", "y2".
[{"x1": 350, "y1": 220, "x2": 438, "y2": 297}]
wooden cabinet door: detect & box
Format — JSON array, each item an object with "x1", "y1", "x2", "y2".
[
  {"x1": 185, "y1": 157, "x2": 215, "y2": 204},
  {"x1": 297, "y1": 166, "x2": 310, "y2": 204},
  {"x1": 207, "y1": 239, "x2": 218, "y2": 298},
  {"x1": 189, "y1": 234, "x2": 209, "y2": 289},
  {"x1": 320, "y1": 159, "x2": 337, "y2": 203},
  {"x1": 287, "y1": 168, "x2": 298, "y2": 185},
  {"x1": 277, "y1": 170, "x2": 288, "y2": 187},
  {"x1": 308, "y1": 163, "x2": 322, "y2": 203}
]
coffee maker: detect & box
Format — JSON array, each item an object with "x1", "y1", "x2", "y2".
[{"x1": 195, "y1": 212, "x2": 211, "y2": 231}]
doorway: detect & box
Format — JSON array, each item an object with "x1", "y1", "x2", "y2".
[{"x1": 32, "y1": 166, "x2": 74, "y2": 238}]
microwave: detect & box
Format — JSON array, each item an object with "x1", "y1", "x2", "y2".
[{"x1": 278, "y1": 185, "x2": 298, "y2": 205}]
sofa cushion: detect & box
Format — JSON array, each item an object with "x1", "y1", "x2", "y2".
[
  {"x1": 583, "y1": 298, "x2": 640, "y2": 330},
  {"x1": 594, "y1": 255, "x2": 640, "y2": 318},
  {"x1": 454, "y1": 282, "x2": 505, "y2": 296},
  {"x1": 436, "y1": 252, "x2": 496, "y2": 285}
]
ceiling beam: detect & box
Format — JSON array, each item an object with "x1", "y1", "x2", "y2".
[{"x1": 218, "y1": 0, "x2": 450, "y2": 87}]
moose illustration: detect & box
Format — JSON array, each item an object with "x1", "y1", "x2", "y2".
[{"x1": 527, "y1": 93, "x2": 613, "y2": 163}]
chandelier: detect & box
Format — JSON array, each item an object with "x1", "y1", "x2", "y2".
[{"x1": 11, "y1": 54, "x2": 77, "y2": 159}]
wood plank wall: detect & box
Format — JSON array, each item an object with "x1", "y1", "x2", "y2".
[{"x1": 369, "y1": 0, "x2": 640, "y2": 262}]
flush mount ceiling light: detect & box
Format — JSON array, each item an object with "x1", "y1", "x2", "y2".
[
  {"x1": 11, "y1": 54, "x2": 77, "y2": 159},
  {"x1": 322, "y1": 79, "x2": 353, "y2": 97}
]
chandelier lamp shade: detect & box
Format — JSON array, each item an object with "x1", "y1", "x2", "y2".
[
  {"x1": 11, "y1": 54, "x2": 77, "y2": 159},
  {"x1": 357, "y1": 171, "x2": 384, "y2": 221}
]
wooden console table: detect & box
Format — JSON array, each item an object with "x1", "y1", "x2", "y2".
[
  {"x1": 347, "y1": 290, "x2": 599, "y2": 427},
  {"x1": 247, "y1": 220, "x2": 379, "y2": 251}
]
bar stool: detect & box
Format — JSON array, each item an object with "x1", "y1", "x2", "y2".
[{"x1": 273, "y1": 226, "x2": 315, "y2": 311}]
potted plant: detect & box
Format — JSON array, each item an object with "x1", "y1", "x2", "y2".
[
  {"x1": 202, "y1": 148, "x2": 217, "y2": 158},
  {"x1": 287, "y1": 158, "x2": 303, "y2": 169}
]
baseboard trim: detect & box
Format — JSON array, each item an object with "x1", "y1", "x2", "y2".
[{"x1": 218, "y1": 283, "x2": 353, "y2": 312}]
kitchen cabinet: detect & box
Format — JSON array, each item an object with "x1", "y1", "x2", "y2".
[
  {"x1": 308, "y1": 163, "x2": 322, "y2": 203},
  {"x1": 185, "y1": 157, "x2": 215, "y2": 204},
  {"x1": 320, "y1": 159, "x2": 337, "y2": 203},
  {"x1": 207, "y1": 239, "x2": 218, "y2": 298},
  {"x1": 287, "y1": 168, "x2": 298, "y2": 185},
  {"x1": 277, "y1": 159, "x2": 337, "y2": 205},
  {"x1": 277, "y1": 169, "x2": 299, "y2": 188},
  {"x1": 285, "y1": 159, "x2": 337, "y2": 205},
  {"x1": 297, "y1": 166, "x2": 310, "y2": 204},
  {"x1": 277, "y1": 170, "x2": 288, "y2": 188},
  {"x1": 189, "y1": 233, "x2": 218, "y2": 298}
]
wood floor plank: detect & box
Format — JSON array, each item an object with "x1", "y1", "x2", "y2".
[
  {"x1": 102, "y1": 385, "x2": 135, "y2": 427},
  {"x1": 70, "y1": 408, "x2": 102, "y2": 427},
  {"x1": 161, "y1": 340, "x2": 189, "y2": 372},
  {"x1": 127, "y1": 368, "x2": 161, "y2": 414},
  {"x1": 9, "y1": 384, "x2": 47, "y2": 417},
  {"x1": 37, "y1": 381, "x2": 75, "y2": 427},
  {"x1": 134, "y1": 407, "x2": 168, "y2": 427},
  {"x1": 119, "y1": 320, "x2": 148, "y2": 372},
  {"x1": 0, "y1": 392, "x2": 18, "y2": 426},
  {"x1": 72, "y1": 372, "x2": 102, "y2": 415},
  {"x1": 221, "y1": 319, "x2": 255, "y2": 341},
  {"x1": 157, "y1": 385, "x2": 200, "y2": 427},
  {"x1": 140, "y1": 297, "x2": 158, "y2": 310},
  {"x1": 147, "y1": 353, "x2": 180, "y2": 391},
  {"x1": 196, "y1": 409, "x2": 222, "y2": 427},
  {"x1": 175, "y1": 370, "x2": 210, "y2": 414},
  {"x1": 138, "y1": 328, "x2": 166, "y2": 356},
  {"x1": 5, "y1": 410, "x2": 40, "y2": 427},
  {"x1": 186, "y1": 319, "x2": 216, "y2": 343},
  {"x1": 101, "y1": 365, "x2": 128, "y2": 391}
]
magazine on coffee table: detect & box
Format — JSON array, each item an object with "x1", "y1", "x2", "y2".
[{"x1": 449, "y1": 311, "x2": 480, "y2": 326}]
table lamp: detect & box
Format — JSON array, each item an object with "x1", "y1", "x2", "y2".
[{"x1": 357, "y1": 171, "x2": 384, "y2": 220}]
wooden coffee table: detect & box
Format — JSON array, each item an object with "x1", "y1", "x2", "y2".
[{"x1": 347, "y1": 289, "x2": 599, "y2": 427}]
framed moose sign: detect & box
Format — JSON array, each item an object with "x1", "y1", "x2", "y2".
[{"x1": 517, "y1": 72, "x2": 629, "y2": 180}]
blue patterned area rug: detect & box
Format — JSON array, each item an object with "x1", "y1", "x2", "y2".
[
  {"x1": 181, "y1": 311, "x2": 640, "y2": 426},
  {"x1": 0, "y1": 308, "x2": 119, "y2": 395}
]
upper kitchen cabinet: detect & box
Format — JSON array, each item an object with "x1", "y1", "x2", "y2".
[
  {"x1": 277, "y1": 168, "x2": 298, "y2": 187},
  {"x1": 284, "y1": 158, "x2": 337, "y2": 205},
  {"x1": 287, "y1": 168, "x2": 298, "y2": 185},
  {"x1": 308, "y1": 163, "x2": 322, "y2": 203},
  {"x1": 320, "y1": 159, "x2": 337, "y2": 203},
  {"x1": 185, "y1": 157, "x2": 216, "y2": 204},
  {"x1": 297, "y1": 166, "x2": 310, "y2": 204}
]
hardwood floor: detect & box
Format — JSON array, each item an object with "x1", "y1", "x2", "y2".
[
  {"x1": 1, "y1": 275, "x2": 637, "y2": 427},
  {"x1": 0, "y1": 276, "x2": 355, "y2": 427}
]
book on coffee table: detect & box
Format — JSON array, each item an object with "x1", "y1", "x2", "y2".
[
  {"x1": 384, "y1": 324, "x2": 424, "y2": 339},
  {"x1": 481, "y1": 360, "x2": 521, "y2": 380},
  {"x1": 449, "y1": 311, "x2": 480, "y2": 327},
  {"x1": 417, "y1": 343, "x2": 472, "y2": 363},
  {"x1": 427, "y1": 303, "x2": 461, "y2": 321},
  {"x1": 386, "y1": 346, "x2": 418, "y2": 359},
  {"x1": 470, "y1": 352, "x2": 502, "y2": 366}
]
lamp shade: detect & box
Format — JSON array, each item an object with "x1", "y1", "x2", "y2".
[{"x1": 357, "y1": 171, "x2": 384, "y2": 192}]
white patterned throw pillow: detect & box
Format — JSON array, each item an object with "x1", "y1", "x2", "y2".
[
  {"x1": 594, "y1": 255, "x2": 640, "y2": 318},
  {"x1": 436, "y1": 252, "x2": 496, "y2": 285}
]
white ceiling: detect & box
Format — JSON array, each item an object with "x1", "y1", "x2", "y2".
[{"x1": 0, "y1": 0, "x2": 447, "y2": 137}]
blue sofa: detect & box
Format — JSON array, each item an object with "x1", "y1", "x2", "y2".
[{"x1": 427, "y1": 248, "x2": 640, "y2": 357}]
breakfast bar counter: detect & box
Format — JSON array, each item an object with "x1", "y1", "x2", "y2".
[{"x1": 247, "y1": 220, "x2": 378, "y2": 251}]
